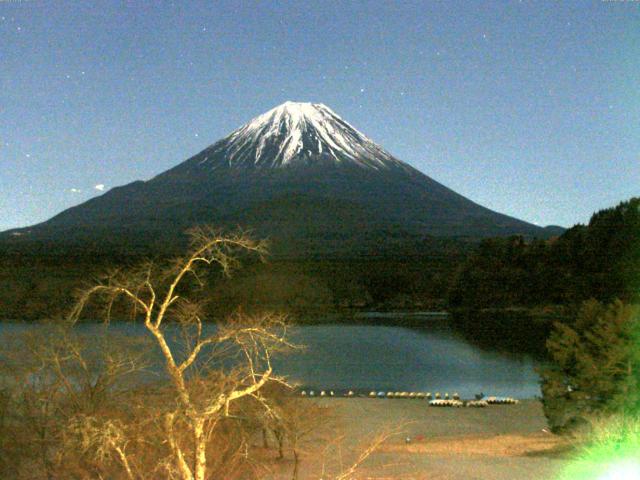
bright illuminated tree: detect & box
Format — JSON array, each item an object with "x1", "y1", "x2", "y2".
[{"x1": 70, "y1": 227, "x2": 293, "y2": 480}]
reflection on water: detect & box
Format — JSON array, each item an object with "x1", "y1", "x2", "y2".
[
  {"x1": 0, "y1": 318, "x2": 541, "y2": 399},
  {"x1": 279, "y1": 324, "x2": 540, "y2": 398}
]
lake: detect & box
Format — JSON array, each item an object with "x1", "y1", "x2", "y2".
[{"x1": 0, "y1": 317, "x2": 541, "y2": 399}]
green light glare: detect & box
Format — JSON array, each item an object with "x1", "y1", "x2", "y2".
[
  {"x1": 557, "y1": 416, "x2": 640, "y2": 480},
  {"x1": 597, "y1": 460, "x2": 640, "y2": 480},
  {"x1": 559, "y1": 458, "x2": 640, "y2": 480}
]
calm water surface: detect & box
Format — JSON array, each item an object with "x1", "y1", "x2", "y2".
[{"x1": 0, "y1": 319, "x2": 541, "y2": 399}]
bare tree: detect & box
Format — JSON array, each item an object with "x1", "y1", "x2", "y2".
[
  {"x1": 0, "y1": 324, "x2": 149, "y2": 480},
  {"x1": 282, "y1": 398, "x2": 333, "y2": 480},
  {"x1": 333, "y1": 429, "x2": 396, "y2": 480},
  {"x1": 249, "y1": 382, "x2": 334, "y2": 479},
  {"x1": 68, "y1": 227, "x2": 295, "y2": 480},
  {"x1": 1, "y1": 227, "x2": 394, "y2": 479}
]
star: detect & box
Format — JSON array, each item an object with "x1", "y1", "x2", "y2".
[{"x1": 360, "y1": 88, "x2": 365, "y2": 93}]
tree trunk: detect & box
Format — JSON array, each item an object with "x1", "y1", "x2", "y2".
[
  {"x1": 276, "y1": 430, "x2": 284, "y2": 460},
  {"x1": 194, "y1": 418, "x2": 207, "y2": 480},
  {"x1": 262, "y1": 428, "x2": 269, "y2": 449},
  {"x1": 292, "y1": 448, "x2": 300, "y2": 480},
  {"x1": 165, "y1": 413, "x2": 194, "y2": 480}
]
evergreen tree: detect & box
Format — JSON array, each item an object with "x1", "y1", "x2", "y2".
[
  {"x1": 540, "y1": 299, "x2": 640, "y2": 432},
  {"x1": 448, "y1": 197, "x2": 640, "y2": 308}
]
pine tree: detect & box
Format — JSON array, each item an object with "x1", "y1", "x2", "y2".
[{"x1": 540, "y1": 299, "x2": 640, "y2": 432}]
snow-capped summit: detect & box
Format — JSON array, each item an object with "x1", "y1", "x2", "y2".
[{"x1": 198, "y1": 101, "x2": 408, "y2": 171}]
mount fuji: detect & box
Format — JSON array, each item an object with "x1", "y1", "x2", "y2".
[{"x1": 3, "y1": 102, "x2": 556, "y2": 256}]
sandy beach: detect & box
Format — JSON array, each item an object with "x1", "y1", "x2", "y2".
[{"x1": 264, "y1": 398, "x2": 572, "y2": 479}]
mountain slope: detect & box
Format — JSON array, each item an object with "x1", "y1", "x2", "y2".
[{"x1": 2, "y1": 102, "x2": 555, "y2": 256}]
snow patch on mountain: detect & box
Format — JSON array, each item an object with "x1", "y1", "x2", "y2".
[{"x1": 200, "y1": 101, "x2": 410, "y2": 171}]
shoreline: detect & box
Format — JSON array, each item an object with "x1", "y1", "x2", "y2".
[{"x1": 273, "y1": 398, "x2": 571, "y2": 479}]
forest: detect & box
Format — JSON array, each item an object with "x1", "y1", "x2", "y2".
[
  {"x1": 1, "y1": 198, "x2": 637, "y2": 325},
  {"x1": 449, "y1": 197, "x2": 640, "y2": 309}
]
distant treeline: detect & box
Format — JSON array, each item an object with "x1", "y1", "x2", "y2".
[
  {"x1": 448, "y1": 197, "x2": 640, "y2": 309},
  {"x1": 1, "y1": 198, "x2": 637, "y2": 323},
  {"x1": 0, "y1": 244, "x2": 468, "y2": 321}
]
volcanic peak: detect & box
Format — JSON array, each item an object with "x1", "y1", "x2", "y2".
[{"x1": 199, "y1": 101, "x2": 408, "y2": 171}]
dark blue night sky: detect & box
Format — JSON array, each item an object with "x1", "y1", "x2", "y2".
[{"x1": 2, "y1": 1, "x2": 638, "y2": 231}]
